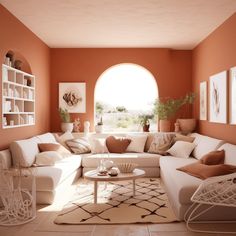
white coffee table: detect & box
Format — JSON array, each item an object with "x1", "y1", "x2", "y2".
[{"x1": 84, "y1": 169, "x2": 145, "y2": 204}]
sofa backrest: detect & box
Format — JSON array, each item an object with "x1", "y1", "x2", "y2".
[
  {"x1": 10, "y1": 132, "x2": 57, "y2": 168},
  {"x1": 0, "y1": 149, "x2": 12, "y2": 169},
  {"x1": 190, "y1": 133, "x2": 226, "y2": 160},
  {"x1": 218, "y1": 143, "x2": 236, "y2": 165}
]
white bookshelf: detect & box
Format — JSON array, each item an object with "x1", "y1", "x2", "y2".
[{"x1": 2, "y1": 64, "x2": 35, "y2": 129}]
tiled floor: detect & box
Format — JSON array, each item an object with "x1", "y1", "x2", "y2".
[{"x1": 0, "y1": 180, "x2": 235, "y2": 236}]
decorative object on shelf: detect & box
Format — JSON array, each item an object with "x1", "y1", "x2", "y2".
[
  {"x1": 117, "y1": 163, "x2": 138, "y2": 173},
  {"x1": 95, "y1": 116, "x2": 103, "y2": 133},
  {"x1": 5, "y1": 51, "x2": 14, "y2": 67},
  {"x1": 200, "y1": 81, "x2": 207, "y2": 120},
  {"x1": 14, "y1": 60, "x2": 22, "y2": 70},
  {"x1": 59, "y1": 82, "x2": 86, "y2": 113},
  {"x1": 73, "y1": 118, "x2": 80, "y2": 132},
  {"x1": 139, "y1": 114, "x2": 154, "y2": 132},
  {"x1": 230, "y1": 67, "x2": 236, "y2": 124},
  {"x1": 59, "y1": 107, "x2": 73, "y2": 133},
  {"x1": 185, "y1": 173, "x2": 236, "y2": 234},
  {"x1": 84, "y1": 121, "x2": 90, "y2": 136},
  {"x1": 3, "y1": 117, "x2": 7, "y2": 126},
  {"x1": 26, "y1": 78, "x2": 32, "y2": 87},
  {"x1": 153, "y1": 93, "x2": 195, "y2": 132},
  {"x1": 0, "y1": 164, "x2": 36, "y2": 226},
  {"x1": 209, "y1": 71, "x2": 227, "y2": 124},
  {"x1": 10, "y1": 120, "x2": 14, "y2": 126}
]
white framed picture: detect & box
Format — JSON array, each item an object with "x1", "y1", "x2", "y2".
[
  {"x1": 230, "y1": 67, "x2": 236, "y2": 124},
  {"x1": 209, "y1": 71, "x2": 227, "y2": 124},
  {"x1": 200, "y1": 81, "x2": 207, "y2": 120},
  {"x1": 59, "y1": 82, "x2": 86, "y2": 113}
]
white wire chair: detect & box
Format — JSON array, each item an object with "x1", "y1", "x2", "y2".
[
  {"x1": 184, "y1": 173, "x2": 236, "y2": 234},
  {"x1": 0, "y1": 163, "x2": 36, "y2": 226}
]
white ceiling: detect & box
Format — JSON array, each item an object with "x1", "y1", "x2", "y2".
[{"x1": 1, "y1": 0, "x2": 236, "y2": 49}]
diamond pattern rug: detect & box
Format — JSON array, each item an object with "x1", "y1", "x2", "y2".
[{"x1": 54, "y1": 178, "x2": 178, "y2": 224}]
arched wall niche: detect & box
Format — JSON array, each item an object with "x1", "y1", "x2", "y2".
[{"x1": 3, "y1": 50, "x2": 32, "y2": 73}]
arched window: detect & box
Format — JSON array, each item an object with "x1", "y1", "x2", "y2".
[{"x1": 94, "y1": 63, "x2": 158, "y2": 132}]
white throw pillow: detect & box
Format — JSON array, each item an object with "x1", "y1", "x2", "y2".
[
  {"x1": 90, "y1": 138, "x2": 108, "y2": 154},
  {"x1": 35, "y1": 151, "x2": 63, "y2": 166},
  {"x1": 54, "y1": 132, "x2": 74, "y2": 150},
  {"x1": 126, "y1": 135, "x2": 147, "y2": 153},
  {"x1": 167, "y1": 141, "x2": 196, "y2": 158}
]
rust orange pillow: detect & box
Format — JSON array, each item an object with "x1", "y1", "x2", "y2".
[
  {"x1": 106, "y1": 136, "x2": 131, "y2": 153},
  {"x1": 200, "y1": 150, "x2": 225, "y2": 165},
  {"x1": 177, "y1": 163, "x2": 236, "y2": 180}
]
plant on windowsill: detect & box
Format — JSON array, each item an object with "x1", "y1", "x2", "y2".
[
  {"x1": 153, "y1": 93, "x2": 195, "y2": 132},
  {"x1": 139, "y1": 114, "x2": 154, "y2": 132},
  {"x1": 59, "y1": 107, "x2": 73, "y2": 133}
]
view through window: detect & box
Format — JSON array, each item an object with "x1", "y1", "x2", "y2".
[{"x1": 94, "y1": 64, "x2": 158, "y2": 132}]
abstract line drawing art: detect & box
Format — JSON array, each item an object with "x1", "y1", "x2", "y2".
[
  {"x1": 200, "y1": 81, "x2": 207, "y2": 120},
  {"x1": 230, "y1": 67, "x2": 236, "y2": 124},
  {"x1": 209, "y1": 71, "x2": 227, "y2": 124}
]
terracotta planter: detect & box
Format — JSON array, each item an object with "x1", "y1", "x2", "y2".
[
  {"x1": 61, "y1": 123, "x2": 73, "y2": 133},
  {"x1": 177, "y1": 118, "x2": 196, "y2": 134},
  {"x1": 143, "y1": 124, "x2": 150, "y2": 132},
  {"x1": 159, "y1": 120, "x2": 171, "y2": 132}
]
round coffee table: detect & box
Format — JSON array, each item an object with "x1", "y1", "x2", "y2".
[{"x1": 84, "y1": 169, "x2": 145, "y2": 204}]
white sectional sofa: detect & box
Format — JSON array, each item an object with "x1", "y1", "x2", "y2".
[{"x1": 0, "y1": 131, "x2": 236, "y2": 221}]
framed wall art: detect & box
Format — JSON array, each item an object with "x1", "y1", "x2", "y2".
[
  {"x1": 209, "y1": 71, "x2": 227, "y2": 124},
  {"x1": 59, "y1": 82, "x2": 86, "y2": 113},
  {"x1": 230, "y1": 67, "x2": 236, "y2": 124},
  {"x1": 200, "y1": 81, "x2": 207, "y2": 120}
]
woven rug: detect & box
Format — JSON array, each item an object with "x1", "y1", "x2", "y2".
[{"x1": 54, "y1": 178, "x2": 177, "y2": 225}]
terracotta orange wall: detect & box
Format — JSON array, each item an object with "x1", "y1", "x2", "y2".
[
  {"x1": 51, "y1": 48, "x2": 192, "y2": 131},
  {"x1": 0, "y1": 5, "x2": 51, "y2": 150},
  {"x1": 192, "y1": 13, "x2": 236, "y2": 144}
]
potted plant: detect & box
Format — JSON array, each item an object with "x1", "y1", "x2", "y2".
[
  {"x1": 139, "y1": 114, "x2": 154, "y2": 132},
  {"x1": 176, "y1": 93, "x2": 196, "y2": 134},
  {"x1": 95, "y1": 116, "x2": 103, "y2": 133},
  {"x1": 153, "y1": 93, "x2": 195, "y2": 132},
  {"x1": 59, "y1": 107, "x2": 73, "y2": 132}
]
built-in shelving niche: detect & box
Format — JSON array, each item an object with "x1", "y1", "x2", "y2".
[{"x1": 2, "y1": 51, "x2": 35, "y2": 129}]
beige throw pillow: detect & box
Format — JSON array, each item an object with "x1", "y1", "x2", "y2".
[
  {"x1": 66, "y1": 137, "x2": 91, "y2": 154},
  {"x1": 35, "y1": 151, "x2": 63, "y2": 166},
  {"x1": 126, "y1": 135, "x2": 147, "y2": 153},
  {"x1": 54, "y1": 132, "x2": 74, "y2": 150},
  {"x1": 174, "y1": 134, "x2": 195, "y2": 143},
  {"x1": 167, "y1": 141, "x2": 196, "y2": 158},
  {"x1": 148, "y1": 133, "x2": 175, "y2": 155},
  {"x1": 38, "y1": 143, "x2": 71, "y2": 157},
  {"x1": 90, "y1": 138, "x2": 108, "y2": 154}
]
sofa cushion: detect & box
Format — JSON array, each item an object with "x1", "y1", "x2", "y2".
[
  {"x1": 10, "y1": 137, "x2": 40, "y2": 167},
  {"x1": 160, "y1": 156, "x2": 201, "y2": 205},
  {"x1": 90, "y1": 138, "x2": 108, "y2": 153},
  {"x1": 37, "y1": 132, "x2": 57, "y2": 143},
  {"x1": 126, "y1": 134, "x2": 147, "y2": 153},
  {"x1": 66, "y1": 137, "x2": 91, "y2": 154},
  {"x1": 200, "y1": 150, "x2": 225, "y2": 165},
  {"x1": 148, "y1": 133, "x2": 175, "y2": 155},
  {"x1": 82, "y1": 152, "x2": 160, "y2": 168},
  {"x1": 35, "y1": 151, "x2": 63, "y2": 166},
  {"x1": 54, "y1": 132, "x2": 74, "y2": 150},
  {"x1": 34, "y1": 155, "x2": 82, "y2": 191},
  {"x1": 174, "y1": 134, "x2": 195, "y2": 143},
  {"x1": 38, "y1": 143, "x2": 71, "y2": 156},
  {"x1": 177, "y1": 163, "x2": 236, "y2": 180},
  {"x1": 167, "y1": 141, "x2": 196, "y2": 158},
  {"x1": 218, "y1": 143, "x2": 236, "y2": 165},
  {"x1": 190, "y1": 133, "x2": 225, "y2": 159},
  {"x1": 106, "y1": 136, "x2": 131, "y2": 153}
]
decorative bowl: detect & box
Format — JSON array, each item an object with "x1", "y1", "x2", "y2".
[{"x1": 117, "y1": 163, "x2": 138, "y2": 173}]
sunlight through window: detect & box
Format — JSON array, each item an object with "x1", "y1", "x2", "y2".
[{"x1": 95, "y1": 63, "x2": 158, "y2": 132}]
